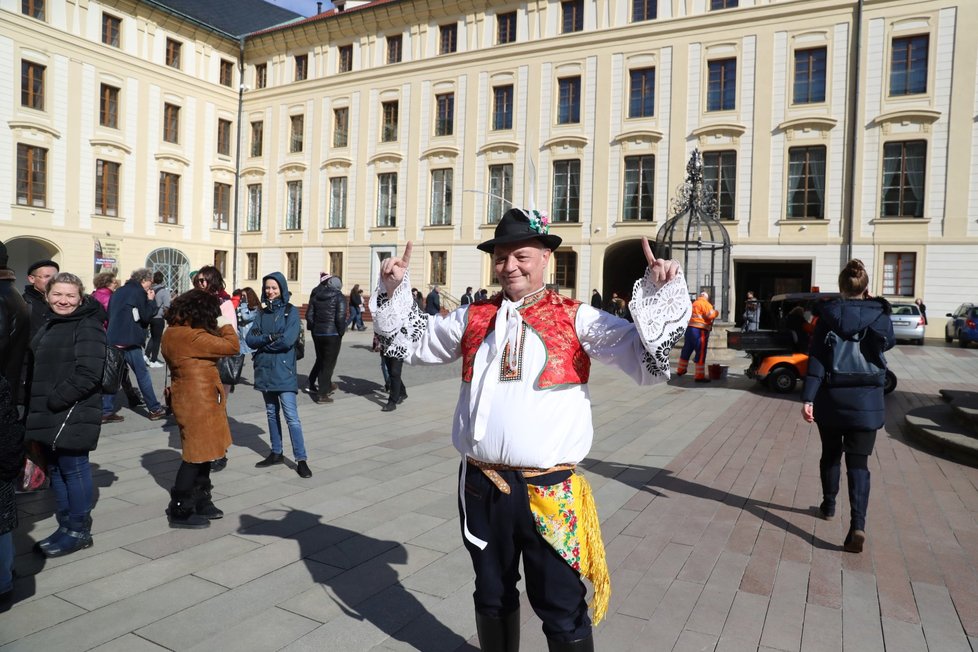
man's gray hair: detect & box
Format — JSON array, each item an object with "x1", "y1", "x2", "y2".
[{"x1": 129, "y1": 267, "x2": 153, "y2": 283}]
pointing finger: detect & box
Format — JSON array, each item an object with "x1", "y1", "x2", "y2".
[
  {"x1": 641, "y1": 237, "x2": 656, "y2": 267},
  {"x1": 401, "y1": 241, "x2": 414, "y2": 267}
]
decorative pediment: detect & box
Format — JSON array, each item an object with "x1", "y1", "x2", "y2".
[
  {"x1": 320, "y1": 156, "x2": 352, "y2": 172},
  {"x1": 690, "y1": 122, "x2": 747, "y2": 146},
  {"x1": 240, "y1": 166, "x2": 266, "y2": 178},
  {"x1": 367, "y1": 150, "x2": 403, "y2": 166},
  {"x1": 8, "y1": 120, "x2": 62, "y2": 141},
  {"x1": 154, "y1": 152, "x2": 190, "y2": 168},
  {"x1": 420, "y1": 146, "x2": 459, "y2": 163},
  {"x1": 777, "y1": 116, "x2": 838, "y2": 140},
  {"x1": 542, "y1": 135, "x2": 589, "y2": 155},
  {"x1": 611, "y1": 129, "x2": 664, "y2": 148},
  {"x1": 477, "y1": 140, "x2": 521, "y2": 157},
  {"x1": 210, "y1": 164, "x2": 235, "y2": 176},
  {"x1": 89, "y1": 137, "x2": 132, "y2": 156},
  {"x1": 277, "y1": 161, "x2": 307, "y2": 175},
  {"x1": 872, "y1": 109, "x2": 942, "y2": 134}
]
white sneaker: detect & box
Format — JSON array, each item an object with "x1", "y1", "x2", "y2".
[{"x1": 150, "y1": 360, "x2": 164, "y2": 368}]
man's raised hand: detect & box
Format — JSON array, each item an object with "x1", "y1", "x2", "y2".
[
  {"x1": 381, "y1": 241, "x2": 413, "y2": 295},
  {"x1": 642, "y1": 237, "x2": 680, "y2": 285}
]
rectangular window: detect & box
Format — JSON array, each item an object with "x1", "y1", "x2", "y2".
[
  {"x1": 333, "y1": 107, "x2": 349, "y2": 147},
  {"x1": 623, "y1": 155, "x2": 655, "y2": 221},
  {"x1": 632, "y1": 0, "x2": 657, "y2": 21},
  {"x1": 21, "y1": 61, "x2": 44, "y2": 110},
  {"x1": 381, "y1": 101, "x2": 398, "y2": 142},
  {"x1": 329, "y1": 177, "x2": 348, "y2": 228},
  {"x1": 247, "y1": 184, "x2": 262, "y2": 231},
  {"x1": 493, "y1": 85, "x2": 514, "y2": 131},
  {"x1": 217, "y1": 118, "x2": 231, "y2": 156},
  {"x1": 435, "y1": 93, "x2": 454, "y2": 137},
  {"x1": 295, "y1": 54, "x2": 308, "y2": 81},
  {"x1": 430, "y1": 252, "x2": 447, "y2": 286},
  {"x1": 16, "y1": 144, "x2": 47, "y2": 207},
  {"x1": 338, "y1": 44, "x2": 353, "y2": 73},
  {"x1": 100, "y1": 84, "x2": 119, "y2": 128},
  {"x1": 286, "y1": 252, "x2": 299, "y2": 282},
  {"x1": 213, "y1": 182, "x2": 231, "y2": 230},
  {"x1": 255, "y1": 63, "x2": 267, "y2": 89},
  {"x1": 702, "y1": 150, "x2": 736, "y2": 219},
  {"x1": 497, "y1": 11, "x2": 517, "y2": 44},
  {"x1": 488, "y1": 164, "x2": 513, "y2": 224},
  {"x1": 163, "y1": 103, "x2": 179, "y2": 143},
  {"x1": 786, "y1": 146, "x2": 826, "y2": 219},
  {"x1": 554, "y1": 251, "x2": 577, "y2": 289},
  {"x1": 890, "y1": 35, "x2": 929, "y2": 96},
  {"x1": 794, "y1": 47, "x2": 827, "y2": 104},
  {"x1": 246, "y1": 252, "x2": 258, "y2": 280},
  {"x1": 711, "y1": 0, "x2": 738, "y2": 8},
  {"x1": 882, "y1": 252, "x2": 916, "y2": 296},
  {"x1": 158, "y1": 172, "x2": 179, "y2": 224},
  {"x1": 290, "y1": 114, "x2": 304, "y2": 153},
  {"x1": 95, "y1": 159, "x2": 119, "y2": 217},
  {"x1": 387, "y1": 35, "x2": 402, "y2": 64},
  {"x1": 214, "y1": 250, "x2": 228, "y2": 278},
  {"x1": 286, "y1": 180, "x2": 302, "y2": 230},
  {"x1": 328, "y1": 252, "x2": 342, "y2": 277},
  {"x1": 102, "y1": 13, "x2": 121, "y2": 47},
  {"x1": 440, "y1": 23, "x2": 457, "y2": 54},
  {"x1": 629, "y1": 68, "x2": 655, "y2": 118},
  {"x1": 165, "y1": 38, "x2": 181, "y2": 68},
  {"x1": 220, "y1": 59, "x2": 234, "y2": 87},
  {"x1": 557, "y1": 76, "x2": 581, "y2": 124},
  {"x1": 377, "y1": 172, "x2": 397, "y2": 227},
  {"x1": 430, "y1": 168, "x2": 453, "y2": 226},
  {"x1": 552, "y1": 159, "x2": 581, "y2": 223},
  {"x1": 881, "y1": 140, "x2": 926, "y2": 218},
  {"x1": 562, "y1": 0, "x2": 584, "y2": 33},
  {"x1": 22, "y1": 0, "x2": 44, "y2": 19},
  {"x1": 250, "y1": 121, "x2": 263, "y2": 157},
  {"x1": 707, "y1": 59, "x2": 736, "y2": 111}
]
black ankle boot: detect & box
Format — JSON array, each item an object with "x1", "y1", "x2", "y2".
[
  {"x1": 546, "y1": 635, "x2": 594, "y2": 651},
  {"x1": 34, "y1": 509, "x2": 68, "y2": 553},
  {"x1": 167, "y1": 489, "x2": 210, "y2": 529},
  {"x1": 475, "y1": 609, "x2": 520, "y2": 652},
  {"x1": 40, "y1": 515, "x2": 93, "y2": 558},
  {"x1": 193, "y1": 481, "x2": 224, "y2": 520},
  {"x1": 255, "y1": 452, "x2": 284, "y2": 468}
]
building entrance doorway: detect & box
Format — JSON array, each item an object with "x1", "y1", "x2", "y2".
[
  {"x1": 733, "y1": 261, "x2": 812, "y2": 329},
  {"x1": 3, "y1": 237, "x2": 60, "y2": 282},
  {"x1": 146, "y1": 248, "x2": 192, "y2": 296},
  {"x1": 602, "y1": 239, "x2": 648, "y2": 309}
]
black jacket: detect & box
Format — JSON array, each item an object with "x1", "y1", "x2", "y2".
[
  {"x1": 0, "y1": 270, "x2": 30, "y2": 389},
  {"x1": 22, "y1": 283, "x2": 50, "y2": 340},
  {"x1": 306, "y1": 283, "x2": 347, "y2": 337},
  {"x1": 25, "y1": 296, "x2": 105, "y2": 452},
  {"x1": 106, "y1": 279, "x2": 155, "y2": 347},
  {"x1": 802, "y1": 298, "x2": 895, "y2": 430}
]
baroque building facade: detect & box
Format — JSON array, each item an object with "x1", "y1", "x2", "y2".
[{"x1": 1, "y1": 0, "x2": 976, "y2": 332}]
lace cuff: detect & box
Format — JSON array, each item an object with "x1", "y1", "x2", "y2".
[
  {"x1": 370, "y1": 274, "x2": 428, "y2": 359},
  {"x1": 629, "y1": 268, "x2": 692, "y2": 376}
]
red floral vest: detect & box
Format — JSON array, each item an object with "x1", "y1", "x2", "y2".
[{"x1": 461, "y1": 290, "x2": 590, "y2": 389}]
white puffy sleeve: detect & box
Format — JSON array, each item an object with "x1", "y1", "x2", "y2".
[
  {"x1": 369, "y1": 273, "x2": 465, "y2": 364},
  {"x1": 579, "y1": 270, "x2": 691, "y2": 384}
]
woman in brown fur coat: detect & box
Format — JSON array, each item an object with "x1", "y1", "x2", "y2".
[{"x1": 161, "y1": 289, "x2": 238, "y2": 528}]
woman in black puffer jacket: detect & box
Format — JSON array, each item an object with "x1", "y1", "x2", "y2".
[
  {"x1": 25, "y1": 272, "x2": 105, "y2": 558},
  {"x1": 801, "y1": 260, "x2": 895, "y2": 554}
]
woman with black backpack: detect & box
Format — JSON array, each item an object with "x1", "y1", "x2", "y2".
[{"x1": 801, "y1": 259, "x2": 895, "y2": 553}]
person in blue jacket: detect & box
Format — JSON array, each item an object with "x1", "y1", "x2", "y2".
[
  {"x1": 245, "y1": 272, "x2": 311, "y2": 479},
  {"x1": 801, "y1": 259, "x2": 894, "y2": 554}
]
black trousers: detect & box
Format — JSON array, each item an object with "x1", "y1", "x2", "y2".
[
  {"x1": 312, "y1": 335, "x2": 343, "y2": 392},
  {"x1": 459, "y1": 463, "x2": 591, "y2": 642},
  {"x1": 383, "y1": 356, "x2": 406, "y2": 404},
  {"x1": 173, "y1": 461, "x2": 211, "y2": 492},
  {"x1": 145, "y1": 318, "x2": 165, "y2": 362}
]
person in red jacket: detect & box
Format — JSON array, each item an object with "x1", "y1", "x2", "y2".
[{"x1": 677, "y1": 291, "x2": 719, "y2": 382}]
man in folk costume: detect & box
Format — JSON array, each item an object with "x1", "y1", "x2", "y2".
[
  {"x1": 677, "y1": 291, "x2": 720, "y2": 382},
  {"x1": 371, "y1": 208, "x2": 691, "y2": 651}
]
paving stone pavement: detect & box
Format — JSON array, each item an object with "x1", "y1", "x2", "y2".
[{"x1": 2, "y1": 331, "x2": 977, "y2": 651}]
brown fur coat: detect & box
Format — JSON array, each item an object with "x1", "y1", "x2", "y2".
[{"x1": 161, "y1": 324, "x2": 239, "y2": 463}]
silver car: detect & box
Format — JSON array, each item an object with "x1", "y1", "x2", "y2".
[{"x1": 890, "y1": 302, "x2": 926, "y2": 345}]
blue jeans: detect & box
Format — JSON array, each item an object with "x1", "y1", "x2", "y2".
[
  {"x1": 103, "y1": 346, "x2": 161, "y2": 414},
  {"x1": 262, "y1": 391, "x2": 306, "y2": 461},
  {"x1": 347, "y1": 305, "x2": 364, "y2": 330},
  {"x1": 0, "y1": 530, "x2": 12, "y2": 594},
  {"x1": 48, "y1": 451, "x2": 93, "y2": 521}
]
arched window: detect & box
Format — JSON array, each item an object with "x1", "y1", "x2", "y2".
[{"x1": 146, "y1": 248, "x2": 191, "y2": 295}]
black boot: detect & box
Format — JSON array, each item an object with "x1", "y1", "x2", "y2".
[
  {"x1": 475, "y1": 609, "x2": 520, "y2": 652},
  {"x1": 818, "y1": 460, "x2": 840, "y2": 519},
  {"x1": 255, "y1": 452, "x2": 284, "y2": 468},
  {"x1": 844, "y1": 467, "x2": 870, "y2": 552},
  {"x1": 210, "y1": 456, "x2": 228, "y2": 472},
  {"x1": 193, "y1": 480, "x2": 224, "y2": 520},
  {"x1": 546, "y1": 635, "x2": 594, "y2": 651},
  {"x1": 34, "y1": 509, "x2": 68, "y2": 554},
  {"x1": 167, "y1": 489, "x2": 210, "y2": 529},
  {"x1": 40, "y1": 515, "x2": 93, "y2": 558}
]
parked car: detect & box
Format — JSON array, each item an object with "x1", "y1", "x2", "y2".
[
  {"x1": 890, "y1": 302, "x2": 926, "y2": 345},
  {"x1": 945, "y1": 303, "x2": 978, "y2": 348}
]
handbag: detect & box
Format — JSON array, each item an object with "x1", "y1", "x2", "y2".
[
  {"x1": 284, "y1": 305, "x2": 305, "y2": 360},
  {"x1": 18, "y1": 441, "x2": 47, "y2": 493},
  {"x1": 218, "y1": 353, "x2": 246, "y2": 386},
  {"x1": 102, "y1": 345, "x2": 126, "y2": 394},
  {"x1": 824, "y1": 329, "x2": 886, "y2": 387}
]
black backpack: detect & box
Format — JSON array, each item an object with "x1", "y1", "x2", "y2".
[{"x1": 823, "y1": 329, "x2": 885, "y2": 387}]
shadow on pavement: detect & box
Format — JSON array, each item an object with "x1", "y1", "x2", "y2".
[
  {"x1": 238, "y1": 509, "x2": 471, "y2": 651},
  {"x1": 582, "y1": 459, "x2": 838, "y2": 550},
  {"x1": 140, "y1": 449, "x2": 182, "y2": 491}
]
